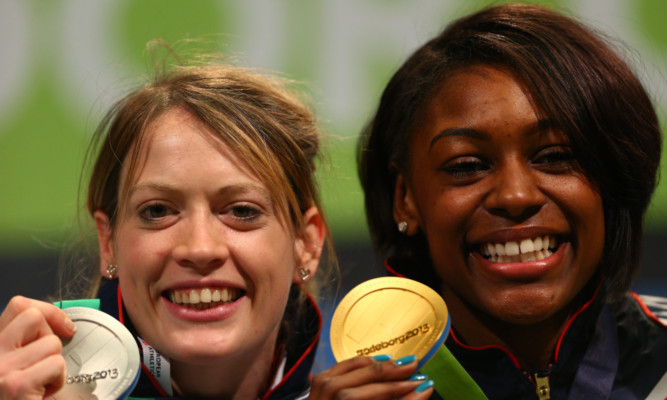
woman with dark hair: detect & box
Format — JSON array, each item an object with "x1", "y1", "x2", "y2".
[{"x1": 357, "y1": 3, "x2": 667, "y2": 399}]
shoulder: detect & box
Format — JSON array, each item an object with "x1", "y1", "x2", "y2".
[
  {"x1": 608, "y1": 292, "x2": 667, "y2": 329},
  {"x1": 607, "y1": 293, "x2": 667, "y2": 397},
  {"x1": 631, "y1": 293, "x2": 667, "y2": 327}
]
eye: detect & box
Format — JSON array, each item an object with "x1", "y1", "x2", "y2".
[
  {"x1": 230, "y1": 204, "x2": 262, "y2": 220},
  {"x1": 139, "y1": 202, "x2": 174, "y2": 221},
  {"x1": 532, "y1": 146, "x2": 577, "y2": 172},
  {"x1": 441, "y1": 157, "x2": 489, "y2": 178}
]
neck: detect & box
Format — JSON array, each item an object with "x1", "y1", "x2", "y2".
[
  {"x1": 169, "y1": 330, "x2": 280, "y2": 399},
  {"x1": 443, "y1": 289, "x2": 585, "y2": 371}
]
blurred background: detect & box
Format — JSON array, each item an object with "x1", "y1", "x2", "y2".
[{"x1": 1, "y1": 0, "x2": 665, "y2": 336}]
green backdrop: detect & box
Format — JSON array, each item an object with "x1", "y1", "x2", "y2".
[{"x1": 1, "y1": 0, "x2": 665, "y2": 256}]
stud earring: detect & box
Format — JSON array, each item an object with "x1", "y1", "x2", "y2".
[
  {"x1": 398, "y1": 221, "x2": 408, "y2": 234},
  {"x1": 298, "y1": 267, "x2": 311, "y2": 282},
  {"x1": 106, "y1": 264, "x2": 118, "y2": 279}
]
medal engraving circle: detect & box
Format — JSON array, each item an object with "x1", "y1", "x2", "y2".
[
  {"x1": 53, "y1": 307, "x2": 140, "y2": 400},
  {"x1": 330, "y1": 276, "x2": 450, "y2": 368}
]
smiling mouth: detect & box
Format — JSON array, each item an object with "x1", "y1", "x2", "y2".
[
  {"x1": 479, "y1": 235, "x2": 559, "y2": 263},
  {"x1": 165, "y1": 287, "x2": 243, "y2": 310}
]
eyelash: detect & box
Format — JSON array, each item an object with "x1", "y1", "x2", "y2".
[
  {"x1": 533, "y1": 147, "x2": 575, "y2": 164},
  {"x1": 441, "y1": 158, "x2": 489, "y2": 178},
  {"x1": 138, "y1": 202, "x2": 174, "y2": 222},
  {"x1": 136, "y1": 201, "x2": 265, "y2": 229},
  {"x1": 229, "y1": 204, "x2": 262, "y2": 221},
  {"x1": 441, "y1": 147, "x2": 576, "y2": 179}
]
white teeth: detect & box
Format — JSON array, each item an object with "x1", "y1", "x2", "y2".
[
  {"x1": 200, "y1": 288, "x2": 211, "y2": 303},
  {"x1": 190, "y1": 290, "x2": 200, "y2": 304},
  {"x1": 481, "y1": 235, "x2": 557, "y2": 263},
  {"x1": 519, "y1": 239, "x2": 534, "y2": 253},
  {"x1": 506, "y1": 241, "x2": 520, "y2": 256},
  {"x1": 533, "y1": 236, "x2": 543, "y2": 251},
  {"x1": 520, "y1": 252, "x2": 536, "y2": 262},
  {"x1": 168, "y1": 287, "x2": 240, "y2": 307}
]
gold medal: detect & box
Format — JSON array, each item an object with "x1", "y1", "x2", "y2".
[{"x1": 330, "y1": 276, "x2": 450, "y2": 368}]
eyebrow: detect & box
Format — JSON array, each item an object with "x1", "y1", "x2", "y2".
[
  {"x1": 128, "y1": 182, "x2": 271, "y2": 200},
  {"x1": 428, "y1": 119, "x2": 555, "y2": 151}
]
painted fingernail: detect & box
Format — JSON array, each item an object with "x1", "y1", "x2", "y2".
[
  {"x1": 394, "y1": 354, "x2": 416, "y2": 366},
  {"x1": 414, "y1": 379, "x2": 434, "y2": 393},
  {"x1": 409, "y1": 373, "x2": 428, "y2": 381},
  {"x1": 372, "y1": 354, "x2": 392, "y2": 362}
]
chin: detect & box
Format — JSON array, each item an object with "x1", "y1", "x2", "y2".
[
  {"x1": 483, "y1": 286, "x2": 564, "y2": 325},
  {"x1": 169, "y1": 343, "x2": 240, "y2": 366},
  {"x1": 157, "y1": 330, "x2": 242, "y2": 363}
]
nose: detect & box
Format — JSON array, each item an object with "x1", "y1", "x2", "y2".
[
  {"x1": 484, "y1": 158, "x2": 546, "y2": 220},
  {"x1": 172, "y1": 211, "x2": 228, "y2": 272}
]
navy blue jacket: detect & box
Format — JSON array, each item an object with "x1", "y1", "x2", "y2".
[
  {"x1": 386, "y1": 257, "x2": 667, "y2": 399},
  {"x1": 97, "y1": 280, "x2": 321, "y2": 400}
]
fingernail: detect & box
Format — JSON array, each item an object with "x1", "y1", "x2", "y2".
[
  {"x1": 394, "y1": 354, "x2": 416, "y2": 366},
  {"x1": 372, "y1": 354, "x2": 392, "y2": 362},
  {"x1": 414, "y1": 379, "x2": 434, "y2": 393},
  {"x1": 65, "y1": 317, "x2": 77, "y2": 333},
  {"x1": 410, "y1": 373, "x2": 428, "y2": 381}
]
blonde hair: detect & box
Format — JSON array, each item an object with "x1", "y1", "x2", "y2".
[{"x1": 80, "y1": 62, "x2": 335, "y2": 311}]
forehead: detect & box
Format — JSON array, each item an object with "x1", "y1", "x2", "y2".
[
  {"x1": 410, "y1": 65, "x2": 542, "y2": 142},
  {"x1": 121, "y1": 108, "x2": 258, "y2": 186},
  {"x1": 433, "y1": 65, "x2": 534, "y2": 116}
]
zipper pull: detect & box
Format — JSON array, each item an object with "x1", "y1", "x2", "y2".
[{"x1": 534, "y1": 373, "x2": 551, "y2": 400}]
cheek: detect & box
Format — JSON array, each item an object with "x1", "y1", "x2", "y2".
[
  {"x1": 578, "y1": 191, "x2": 605, "y2": 262},
  {"x1": 115, "y1": 232, "x2": 166, "y2": 281},
  {"x1": 553, "y1": 179, "x2": 605, "y2": 267},
  {"x1": 418, "y1": 186, "x2": 483, "y2": 240},
  {"x1": 419, "y1": 190, "x2": 481, "y2": 277},
  {"x1": 562, "y1": 179, "x2": 604, "y2": 232},
  {"x1": 237, "y1": 232, "x2": 296, "y2": 283}
]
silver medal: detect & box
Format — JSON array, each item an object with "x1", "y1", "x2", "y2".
[{"x1": 51, "y1": 307, "x2": 140, "y2": 400}]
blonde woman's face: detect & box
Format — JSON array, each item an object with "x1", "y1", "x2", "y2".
[{"x1": 95, "y1": 108, "x2": 315, "y2": 366}]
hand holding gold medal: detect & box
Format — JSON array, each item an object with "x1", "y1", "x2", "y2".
[
  {"x1": 330, "y1": 277, "x2": 487, "y2": 400},
  {"x1": 330, "y1": 277, "x2": 449, "y2": 368}
]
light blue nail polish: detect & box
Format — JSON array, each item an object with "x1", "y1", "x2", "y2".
[
  {"x1": 394, "y1": 354, "x2": 417, "y2": 366},
  {"x1": 409, "y1": 373, "x2": 428, "y2": 381},
  {"x1": 414, "y1": 379, "x2": 434, "y2": 393},
  {"x1": 372, "y1": 354, "x2": 392, "y2": 362}
]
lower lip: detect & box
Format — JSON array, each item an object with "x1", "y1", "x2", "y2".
[
  {"x1": 161, "y1": 296, "x2": 244, "y2": 322},
  {"x1": 472, "y1": 243, "x2": 568, "y2": 281}
]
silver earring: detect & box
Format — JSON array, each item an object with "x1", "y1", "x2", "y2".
[
  {"x1": 398, "y1": 221, "x2": 408, "y2": 234},
  {"x1": 298, "y1": 267, "x2": 311, "y2": 282},
  {"x1": 106, "y1": 264, "x2": 118, "y2": 279}
]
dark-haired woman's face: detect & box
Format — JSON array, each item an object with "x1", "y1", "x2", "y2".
[{"x1": 394, "y1": 65, "x2": 604, "y2": 329}]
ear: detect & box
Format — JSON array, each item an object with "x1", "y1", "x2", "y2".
[
  {"x1": 393, "y1": 173, "x2": 420, "y2": 235},
  {"x1": 94, "y1": 210, "x2": 116, "y2": 277},
  {"x1": 293, "y1": 207, "x2": 325, "y2": 283}
]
